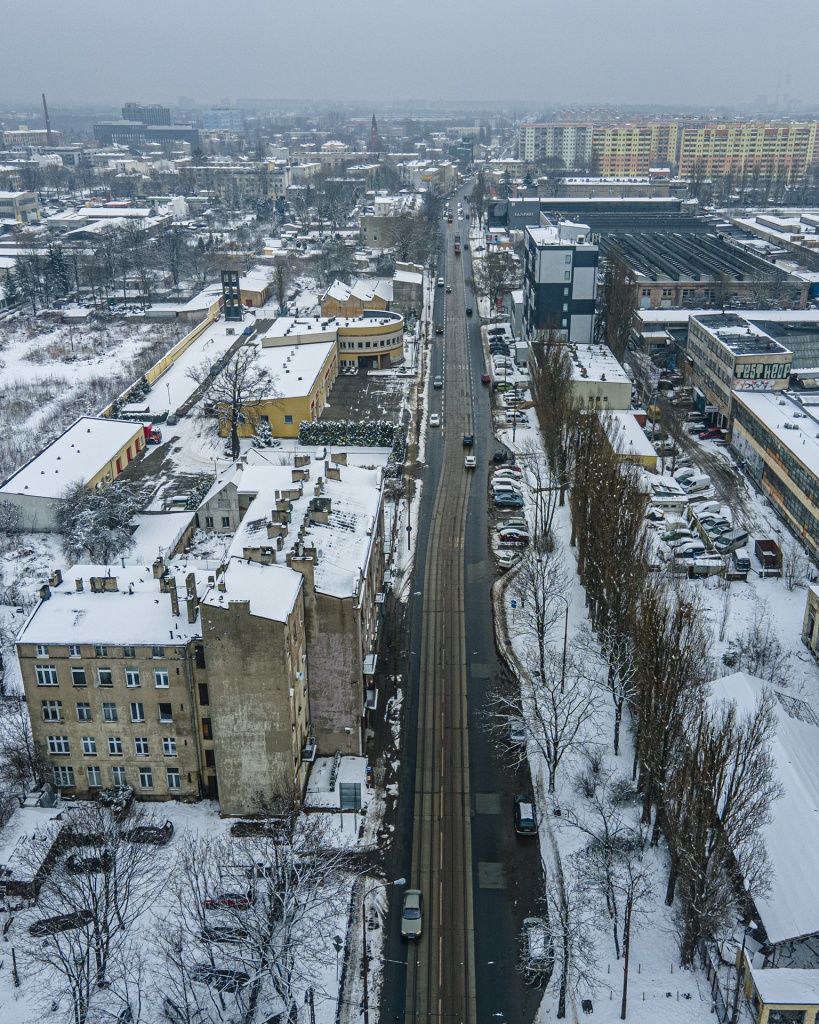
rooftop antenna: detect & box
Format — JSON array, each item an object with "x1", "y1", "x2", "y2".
[{"x1": 42, "y1": 93, "x2": 53, "y2": 147}]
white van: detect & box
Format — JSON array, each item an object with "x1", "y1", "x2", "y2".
[
  {"x1": 714, "y1": 529, "x2": 749, "y2": 554},
  {"x1": 673, "y1": 467, "x2": 696, "y2": 484},
  {"x1": 683, "y1": 473, "x2": 712, "y2": 494}
]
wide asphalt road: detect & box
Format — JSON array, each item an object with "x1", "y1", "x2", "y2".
[{"x1": 380, "y1": 190, "x2": 544, "y2": 1024}]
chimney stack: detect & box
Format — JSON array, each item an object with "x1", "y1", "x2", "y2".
[
  {"x1": 168, "y1": 578, "x2": 180, "y2": 617},
  {"x1": 186, "y1": 596, "x2": 198, "y2": 624}
]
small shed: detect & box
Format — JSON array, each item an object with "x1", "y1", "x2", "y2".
[{"x1": 746, "y1": 965, "x2": 819, "y2": 1024}]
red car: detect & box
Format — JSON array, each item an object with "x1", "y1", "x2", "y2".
[
  {"x1": 481, "y1": 374, "x2": 491, "y2": 385},
  {"x1": 699, "y1": 427, "x2": 725, "y2": 440},
  {"x1": 204, "y1": 892, "x2": 254, "y2": 910}
]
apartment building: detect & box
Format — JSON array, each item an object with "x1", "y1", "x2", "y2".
[
  {"x1": 590, "y1": 123, "x2": 679, "y2": 176},
  {"x1": 17, "y1": 564, "x2": 213, "y2": 803},
  {"x1": 687, "y1": 313, "x2": 793, "y2": 423},
  {"x1": 517, "y1": 123, "x2": 594, "y2": 168},
  {"x1": 522, "y1": 221, "x2": 599, "y2": 344},
  {"x1": 202, "y1": 108, "x2": 246, "y2": 132},
  {"x1": 198, "y1": 451, "x2": 386, "y2": 756},
  {"x1": 17, "y1": 557, "x2": 309, "y2": 815},
  {"x1": 678, "y1": 122, "x2": 819, "y2": 182}
]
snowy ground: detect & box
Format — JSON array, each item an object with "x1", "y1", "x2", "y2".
[{"x1": 495, "y1": 427, "x2": 815, "y2": 1024}]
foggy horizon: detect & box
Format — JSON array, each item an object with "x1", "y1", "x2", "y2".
[{"x1": 4, "y1": 0, "x2": 819, "y2": 115}]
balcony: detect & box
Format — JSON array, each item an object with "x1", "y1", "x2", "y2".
[
  {"x1": 300, "y1": 737, "x2": 317, "y2": 763},
  {"x1": 363, "y1": 653, "x2": 377, "y2": 676}
]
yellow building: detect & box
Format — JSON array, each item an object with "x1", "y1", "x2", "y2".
[
  {"x1": 679, "y1": 122, "x2": 819, "y2": 182},
  {"x1": 0, "y1": 417, "x2": 146, "y2": 531},
  {"x1": 743, "y1": 964, "x2": 819, "y2": 1024},
  {"x1": 223, "y1": 339, "x2": 339, "y2": 439},
  {"x1": 320, "y1": 278, "x2": 392, "y2": 317},
  {"x1": 600, "y1": 411, "x2": 658, "y2": 472},
  {"x1": 262, "y1": 312, "x2": 404, "y2": 371}
]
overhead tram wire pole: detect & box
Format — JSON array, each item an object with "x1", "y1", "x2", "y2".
[{"x1": 361, "y1": 877, "x2": 406, "y2": 1024}]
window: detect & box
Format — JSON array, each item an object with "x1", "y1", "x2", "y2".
[
  {"x1": 154, "y1": 669, "x2": 169, "y2": 688},
  {"x1": 125, "y1": 668, "x2": 141, "y2": 688},
  {"x1": 36, "y1": 644, "x2": 49, "y2": 657},
  {"x1": 152, "y1": 646, "x2": 165, "y2": 659},
  {"x1": 565, "y1": 254, "x2": 572, "y2": 263},
  {"x1": 42, "y1": 700, "x2": 62, "y2": 721},
  {"x1": 82, "y1": 737, "x2": 97, "y2": 756},
  {"x1": 102, "y1": 703, "x2": 118, "y2": 722},
  {"x1": 48, "y1": 736, "x2": 70, "y2": 755},
  {"x1": 564, "y1": 271, "x2": 571, "y2": 280},
  {"x1": 221, "y1": 516, "x2": 230, "y2": 528},
  {"x1": 195, "y1": 646, "x2": 206, "y2": 670},
  {"x1": 563, "y1": 287, "x2": 569, "y2": 296},
  {"x1": 95, "y1": 646, "x2": 108, "y2": 657},
  {"x1": 284, "y1": 415, "x2": 293, "y2": 425},
  {"x1": 201, "y1": 718, "x2": 212, "y2": 740},
  {"x1": 205, "y1": 516, "x2": 214, "y2": 528},
  {"x1": 166, "y1": 768, "x2": 181, "y2": 791},
  {"x1": 108, "y1": 737, "x2": 123, "y2": 756},
  {"x1": 71, "y1": 667, "x2": 87, "y2": 687},
  {"x1": 98, "y1": 668, "x2": 113, "y2": 687},
  {"x1": 53, "y1": 766, "x2": 75, "y2": 788},
  {"x1": 198, "y1": 683, "x2": 210, "y2": 706},
  {"x1": 261, "y1": 414, "x2": 269, "y2": 423},
  {"x1": 158, "y1": 702, "x2": 173, "y2": 723},
  {"x1": 111, "y1": 766, "x2": 127, "y2": 786},
  {"x1": 134, "y1": 737, "x2": 149, "y2": 756},
  {"x1": 130, "y1": 702, "x2": 145, "y2": 723},
  {"x1": 76, "y1": 702, "x2": 92, "y2": 722},
  {"x1": 69, "y1": 644, "x2": 81, "y2": 658},
  {"x1": 163, "y1": 737, "x2": 177, "y2": 756},
  {"x1": 139, "y1": 767, "x2": 154, "y2": 789},
  {"x1": 87, "y1": 766, "x2": 102, "y2": 788},
  {"x1": 122, "y1": 646, "x2": 135, "y2": 658},
  {"x1": 205, "y1": 749, "x2": 216, "y2": 768},
  {"x1": 36, "y1": 665, "x2": 59, "y2": 686}
]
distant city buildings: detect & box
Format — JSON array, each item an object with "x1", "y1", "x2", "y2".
[{"x1": 202, "y1": 108, "x2": 246, "y2": 132}]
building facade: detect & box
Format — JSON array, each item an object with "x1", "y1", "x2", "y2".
[
  {"x1": 0, "y1": 190, "x2": 40, "y2": 224},
  {"x1": 522, "y1": 222, "x2": 598, "y2": 344},
  {"x1": 678, "y1": 122, "x2": 819, "y2": 182},
  {"x1": 687, "y1": 313, "x2": 792, "y2": 422}
]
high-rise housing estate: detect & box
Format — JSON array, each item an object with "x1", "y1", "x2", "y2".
[
  {"x1": 518, "y1": 119, "x2": 819, "y2": 180},
  {"x1": 677, "y1": 122, "x2": 819, "y2": 181},
  {"x1": 122, "y1": 102, "x2": 171, "y2": 125},
  {"x1": 202, "y1": 108, "x2": 246, "y2": 132}
]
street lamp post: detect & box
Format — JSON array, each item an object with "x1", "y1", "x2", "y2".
[{"x1": 362, "y1": 877, "x2": 406, "y2": 1024}]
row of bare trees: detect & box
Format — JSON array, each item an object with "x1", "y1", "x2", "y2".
[{"x1": 14, "y1": 800, "x2": 353, "y2": 1024}]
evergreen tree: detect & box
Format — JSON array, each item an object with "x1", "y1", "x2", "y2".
[
  {"x1": 47, "y1": 243, "x2": 71, "y2": 298},
  {"x1": 3, "y1": 268, "x2": 19, "y2": 308},
  {"x1": 252, "y1": 418, "x2": 274, "y2": 448}
]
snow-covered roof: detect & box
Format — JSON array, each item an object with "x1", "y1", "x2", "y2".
[
  {"x1": 0, "y1": 793, "x2": 68, "y2": 885},
  {"x1": 256, "y1": 340, "x2": 335, "y2": 400},
  {"x1": 603, "y1": 412, "x2": 657, "y2": 460},
  {"x1": 221, "y1": 455, "x2": 383, "y2": 599},
  {"x1": 692, "y1": 314, "x2": 790, "y2": 358},
  {"x1": 637, "y1": 309, "x2": 819, "y2": 327},
  {"x1": 127, "y1": 511, "x2": 196, "y2": 564},
  {"x1": 750, "y1": 967, "x2": 819, "y2": 1006},
  {"x1": 0, "y1": 417, "x2": 144, "y2": 500},
  {"x1": 17, "y1": 564, "x2": 212, "y2": 646},
  {"x1": 569, "y1": 344, "x2": 631, "y2": 385},
  {"x1": 732, "y1": 390, "x2": 819, "y2": 481},
  {"x1": 393, "y1": 267, "x2": 423, "y2": 285},
  {"x1": 200, "y1": 556, "x2": 301, "y2": 623},
  {"x1": 710, "y1": 672, "x2": 819, "y2": 945}
]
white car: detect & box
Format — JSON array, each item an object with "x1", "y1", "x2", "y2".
[
  {"x1": 429, "y1": 413, "x2": 440, "y2": 427},
  {"x1": 497, "y1": 551, "x2": 522, "y2": 572},
  {"x1": 464, "y1": 455, "x2": 477, "y2": 468},
  {"x1": 437, "y1": 277, "x2": 444, "y2": 287}
]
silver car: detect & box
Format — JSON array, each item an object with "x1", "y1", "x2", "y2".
[{"x1": 401, "y1": 889, "x2": 423, "y2": 939}]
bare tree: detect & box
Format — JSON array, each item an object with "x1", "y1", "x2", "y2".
[
  {"x1": 188, "y1": 346, "x2": 277, "y2": 460},
  {"x1": 469, "y1": 250, "x2": 520, "y2": 320},
  {"x1": 469, "y1": 169, "x2": 488, "y2": 229},
  {"x1": 530, "y1": 336, "x2": 577, "y2": 506},
  {"x1": 597, "y1": 251, "x2": 636, "y2": 362},
  {"x1": 781, "y1": 535, "x2": 810, "y2": 592},
  {"x1": 20, "y1": 803, "x2": 166, "y2": 1023},
  {"x1": 544, "y1": 868, "x2": 599, "y2": 1019},
  {"x1": 726, "y1": 598, "x2": 792, "y2": 686},
  {"x1": 271, "y1": 253, "x2": 295, "y2": 313},
  {"x1": 55, "y1": 479, "x2": 142, "y2": 564},
  {"x1": 0, "y1": 695, "x2": 48, "y2": 808}
]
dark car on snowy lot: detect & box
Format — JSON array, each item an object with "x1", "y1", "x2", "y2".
[
  {"x1": 121, "y1": 820, "x2": 174, "y2": 845},
  {"x1": 191, "y1": 966, "x2": 251, "y2": 992},
  {"x1": 29, "y1": 910, "x2": 94, "y2": 937}
]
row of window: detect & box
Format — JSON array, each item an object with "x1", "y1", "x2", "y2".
[
  {"x1": 36, "y1": 665, "x2": 171, "y2": 688},
  {"x1": 734, "y1": 402, "x2": 819, "y2": 509},
  {"x1": 48, "y1": 734, "x2": 178, "y2": 757},
  {"x1": 35, "y1": 644, "x2": 167, "y2": 659},
  {"x1": 53, "y1": 765, "x2": 179, "y2": 791},
  {"x1": 337, "y1": 337, "x2": 401, "y2": 350},
  {"x1": 42, "y1": 699, "x2": 175, "y2": 724}
]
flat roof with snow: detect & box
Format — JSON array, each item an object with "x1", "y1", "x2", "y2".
[
  {"x1": 603, "y1": 412, "x2": 657, "y2": 460},
  {"x1": 17, "y1": 564, "x2": 212, "y2": 646},
  {"x1": 200, "y1": 556, "x2": 302, "y2": 623},
  {"x1": 0, "y1": 417, "x2": 143, "y2": 500},
  {"x1": 256, "y1": 340, "x2": 335, "y2": 400},
  {"x1": 750, "y1": 967, "x2": 819, "y2": 1007},
  {"x1": 569, "y1": 344, "x2": 632, "y2": 385},
  {"x1": 226, "y1": 455, "x2": 383, "y2": 599},
  {"x1": 692, "y1": 314, "x2": 791, "y2": 358},
  {"x1": 733, "y1": 390, "x2": 819, "y2": 480}
]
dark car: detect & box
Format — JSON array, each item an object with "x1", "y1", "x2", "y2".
[
  {"x1": 433, "y1": 376, "x2": 443, "y2": 389},
  {"x1": 122, "y1": 820, "x2": 174, "y2": 846},
  {"x1": 201, "y1": 924, "x2": 250, "y2": 944},
  {"x1": 435, "y1": 324, "x2": 443, "y2": 335},
  {"x1": 191, "y1": 967, "x2": 251, "y2": 993},
  {"x1": 492, "y1": 449, "x2": 508, "y2": 463},
  {"x1": 29, "y1": 910, "x2": 94, "y2": 937},
  {"x1": 514, "y1": 796, "x2": 538, "y2": 835},
  {"x1": 204, "y1": 891, "x2": 254, "y2": 910},
  {"x1": 65, "y1": 850, "x2": 113, "y2": 874},
  {"x1": 463, "y1": 434, "x2": 474, "y2": 446},
  {"x1": 466, "y1": 307, "x2": 473, "y2": 316}
]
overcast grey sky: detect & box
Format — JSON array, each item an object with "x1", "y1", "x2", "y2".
[{"x1": 5, "y1": 0, "x2": 819, "y2": 112}]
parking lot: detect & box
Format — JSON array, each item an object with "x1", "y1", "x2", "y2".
[{"x1": 327, "y1": 368, "x2": 416, "y2": 427}]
